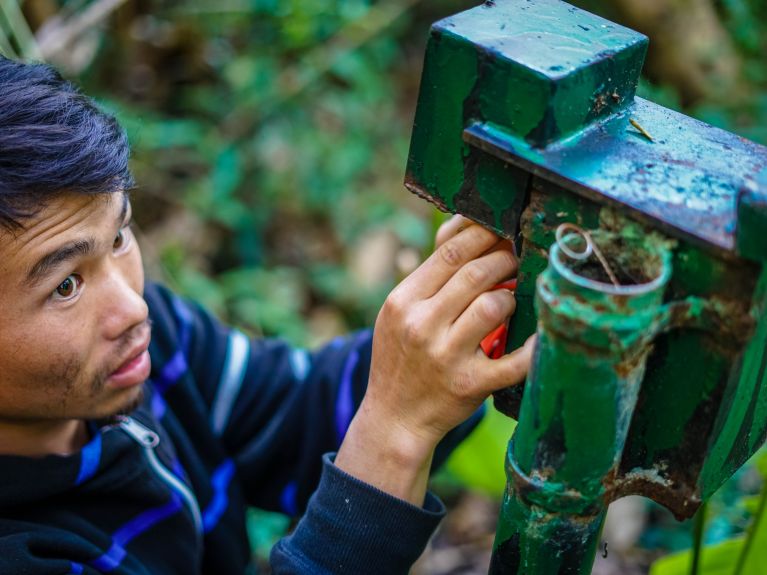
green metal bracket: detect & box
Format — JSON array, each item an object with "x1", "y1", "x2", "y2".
[{"x1": 405, "y1": 0, "x2": 767, "y2": 573}]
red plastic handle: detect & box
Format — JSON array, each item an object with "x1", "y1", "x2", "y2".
[{"x1": 480, "y1": 278, "x2": 517, "y2": 359}]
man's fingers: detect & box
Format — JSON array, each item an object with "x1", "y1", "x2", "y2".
[
  {"x1": 434, "y1": 215, "x2": 514, "y2": 258},
  {"x1": 434, "y1": 214, "x2": 474, "y2": 248},
  {"x1": 448, "y1": 289, "x2": 516, "y2": 349},
  {"x1": 479, "y1": 335, "x2": 537, "y2": 393},
  {"x1": 402, "y1": 224, "x2": 503, "y2": 300},
  {"x1": 431, "y1": 248, "x2": 518, "y2": 320}
]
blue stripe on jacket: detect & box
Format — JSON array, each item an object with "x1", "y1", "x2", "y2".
[
  {"x1": 74, "y1": 430, "x2": 102, "y2": 486},
  {"x1": 202, "y1": 459, "x2": 236, "y2": 533},
  {"x1": 90, "y1": 493, "x2": 183, "y2": 572}
]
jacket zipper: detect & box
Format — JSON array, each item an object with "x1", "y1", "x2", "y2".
[{"x1": 118, "y1": 416, "x2": 204, "y2": 535}]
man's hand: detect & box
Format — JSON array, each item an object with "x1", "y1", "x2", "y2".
[{"x1": 336, "y1": 215, "x2": 535, "y2": 505}]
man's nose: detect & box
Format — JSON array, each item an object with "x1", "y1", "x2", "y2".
[{"x1": 100, "y1": 268, "x2": 148, "y2": 341}]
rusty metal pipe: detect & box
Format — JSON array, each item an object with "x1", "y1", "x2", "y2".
[{"x1": 490, "y1": 231, "x2": 672, "y2": 574}]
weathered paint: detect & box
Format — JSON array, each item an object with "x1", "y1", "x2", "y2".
[
  {"x1": 496, "y1": 182, "x2": 602, "y2": 418},
  {"x1": 404, "y1": 1, "x2": 767, "y2": 573},
  {"x1": 737, "y1": 174, "x2": 767, "y2": 262},
  {"x1": 406, "y1": 0, "x2": 647, "y2": 223},
  {"x1": 463, "y1": 97, "x2": 767, "y2": 259},
  {"x1": 491, "y1": 472, "x2": 606, "y2": 574},
  {"x1": 459, "y1": 152, "x2": 530, "y2": 236},
  {"x1": 699, "y1": 265, "x2": 767, "y2": 499},
  {"x1": 495, "y1": 231, "x2": 671, "y2": 574},
  {"x1": 441, "y1": 0, "x2": 646, "y2": 147},
  {"x1": 406, "y1": 29, "x2": 478, "y2": 212}
]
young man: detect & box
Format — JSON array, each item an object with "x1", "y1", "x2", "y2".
[{"x1": 0, "y1": 57, "x2": 534, "y2": 574}]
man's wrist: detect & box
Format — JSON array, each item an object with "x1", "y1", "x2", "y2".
[{"x1": 334, "y1": 401, "x2": 437, "y2": 507}]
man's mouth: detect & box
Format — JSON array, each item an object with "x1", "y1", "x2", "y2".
[{"x1": 106, "y1": 331, "x2": 152, "y2": 389}]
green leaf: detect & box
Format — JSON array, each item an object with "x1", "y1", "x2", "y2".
[
  {"x1": 733, "y1": 480, "x2": 767, "y2": 575},
  {"x1": 649, "y1": 538, "x2": 744, "y2": 575},
  {"x1": 753, "y1": 448, "x2": 767, "y2": 478}
]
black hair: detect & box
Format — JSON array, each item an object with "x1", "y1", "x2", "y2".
[{"x1": 0, "y1": 56, "x2": 133, "y2": 229}]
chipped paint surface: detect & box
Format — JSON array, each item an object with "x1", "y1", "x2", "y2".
[
  {"x1": 495, "y1": 230, "x2": 671, "y2": 574},
  {"x1": 463, "y1": 97, "x2": 767, "y2": 258},
  {"x1": 517, "y1": 232, "x2": 671, "y2": 485},
  {"x1": 442, "y1": 0, "x2": 642, "y2": 79}
]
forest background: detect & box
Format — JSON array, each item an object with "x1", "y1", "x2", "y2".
[{"x1": 1, "y1": 0, "x2": 766, "y2": 573}]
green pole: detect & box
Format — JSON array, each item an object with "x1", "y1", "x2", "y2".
[{"x1": 490, "y1": 230, "x2": 672, "y2": 574}]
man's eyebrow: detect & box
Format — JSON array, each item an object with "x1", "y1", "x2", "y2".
[
  {"x1": 25, "y1": 238, "x2": 96, "y2": 287},
  {"x1": 24, "y1": 193, "x2": 128, "y2": 288}
]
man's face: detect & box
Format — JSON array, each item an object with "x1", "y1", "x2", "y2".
[{"x1": 0, "y1": 191, "x2": 150, "y2": 423}]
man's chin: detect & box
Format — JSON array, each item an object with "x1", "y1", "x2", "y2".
[
  {"x1": 115, "y1": 386, "x2": 145, "y2": 417},
  {"x1": 93, "y1": 384, "x2": 146, "y2": 421}
]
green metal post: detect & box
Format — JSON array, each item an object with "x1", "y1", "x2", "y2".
[{"x1": 490, "y1": 231, "x2": 672, "y2": 573}]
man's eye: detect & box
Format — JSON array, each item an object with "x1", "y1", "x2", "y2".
[
  {"x1": 53, "y1": 275, "x2": 82, "y2": 300},
  {"x1": 113, "y1": 226, "x2": 132, "y2": 252}
]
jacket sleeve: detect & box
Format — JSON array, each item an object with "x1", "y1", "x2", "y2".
[
  {"x1": 270, "y1": 454, "x2": 445, "y2": 575},
  {"x1": 144, "y1": 282, "x2": 483, "y2": 516}
]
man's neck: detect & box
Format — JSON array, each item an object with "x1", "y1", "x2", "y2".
[{"x1": 0, "y1": 419, "x2": 88, "y2": 457}]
